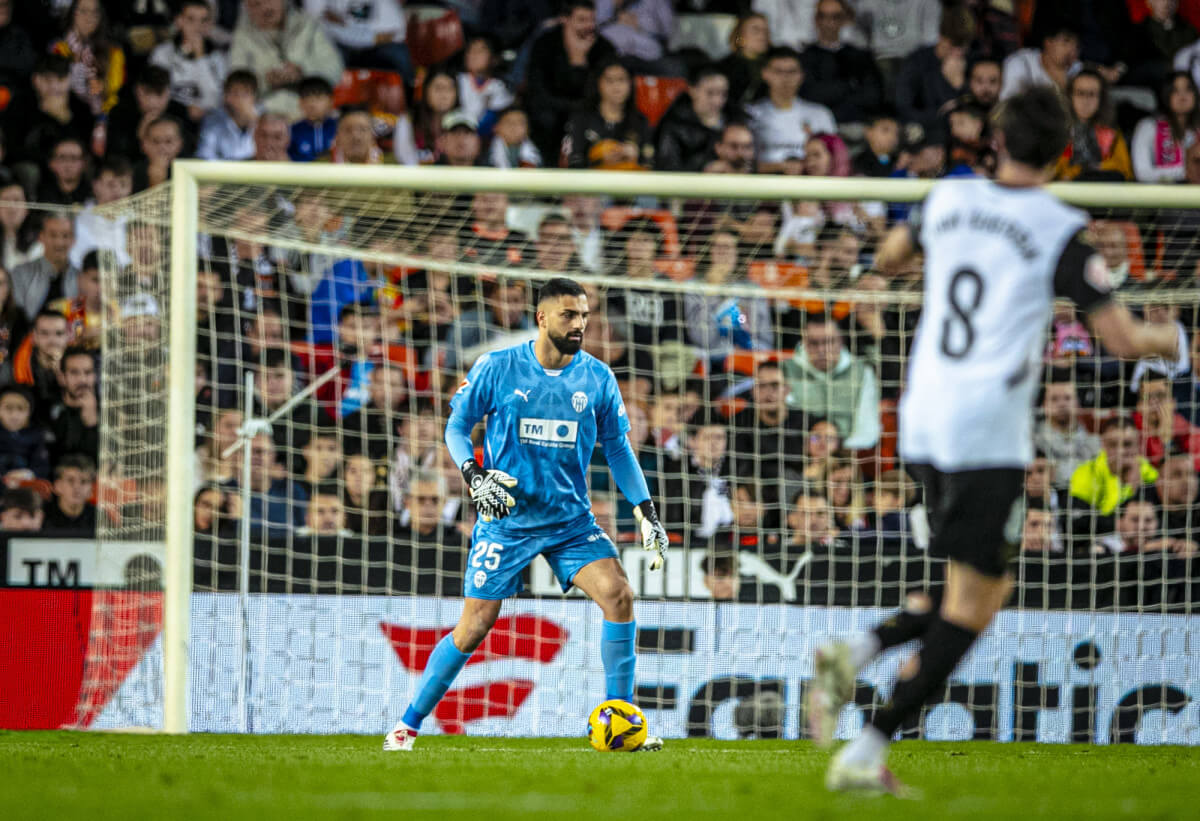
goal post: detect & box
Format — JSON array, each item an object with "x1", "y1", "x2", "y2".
[{"x1": 137, "y1": 162, "x2": 1200, "y2": 737}]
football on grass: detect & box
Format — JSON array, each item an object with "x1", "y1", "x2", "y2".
[{"x1": 587, "y1": 700, "x2": 648, "y2": 752}]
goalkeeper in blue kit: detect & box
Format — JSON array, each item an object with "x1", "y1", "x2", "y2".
[{"x1": 384, "y1": 277, "x2": 669, "y2": 751}]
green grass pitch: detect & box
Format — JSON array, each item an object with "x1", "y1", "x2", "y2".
[{"x1": 3, "y1": 732, "x2": 1198, "y2": 821}]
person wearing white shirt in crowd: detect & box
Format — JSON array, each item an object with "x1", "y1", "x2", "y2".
[
  {"x1": 149, "y1": 0, "x2": 229, "y2": 122},
  {"x1": 848, "y1": 0, "x2": 940, "y2": 61},
  {"x1": 70, "y1": 156, "x2": 133, "y2": 270},
  {"x1": 752, "y1": 0, "x2": 818, "y2": 50},
  {"x1": 304, "y1": 0, "x2": 411, "y2": 84},
  {"x1": 1131, "y1": 71, "x2": 1200, "y2": 183},
  {"x1": 595, "y1": 0, "x2": 675, "y2": 70},
  {"x1": 0, "y1": 183, "x2": 43, "y2": 274},
  {"x1": 456, "y1": 36, "x2": 514, "y2": 131},
  {"x1": 486, "y1": 107, "x2": 543, "y2": 168},
  {"x1": 745, "y1": 45, "x2": 836, "y2": 172},
  {"x1": 196, "y1": 69, "x2": 260, "y2": 161},
  {"x1": 1000, "y1": 21, "x2": 1083, "y2": 100}
]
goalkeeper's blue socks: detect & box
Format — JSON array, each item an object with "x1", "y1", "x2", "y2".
[
  {"x1": 601, "y1": 619, "x2": 637, "y2": 702},
  {"x1": 401, "y1": 633, "x2": 472, "y2": 730}
]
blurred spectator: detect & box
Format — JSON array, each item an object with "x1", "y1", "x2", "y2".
[
  {"x1": 1020, "y1": 505, "x2": 1059, "y2": 553},
  {"x1": 343, "y1": 452, "x2": 389, "y2": 536},
  {"x1": 441, "y1": 278, "x2": 533, "y2": 371},
  {"x1": 409, "y1": 68, "x2": 460, "y2": 165},
  {"x1": 305, "y1": 0, "x2": 411, "y2": 84},
  {"x1": 342, "y1": 360, "x2": 409, "y2": 460},
  {"x1": 0, "y1": 0, "x2": 34, "y2": 89},
  {"x1": 230, "y1": 0, "x2": 343, "y2": 119},
  {"x1": 799, "y1": 0, "x2": 883, "y2": 124},
  {"x1": 487, "y1": 106, "x2": 543, "y2": 168},
  {"x1": 457, "y1": 36, "x2": 514, "y2": 134},
  {"x1": 196, "y1": 406, "x2": 242, "y2": 488},
  {"x1": 255, "y1": 346, "x2": 334, "y2": 460},
  {"x1": 564, "y1": 194, "x2": 606, "y2": 273},
  {"x1": 1093, "y1": 498, "x2": 1177, "y2": 554},
  {"x1": 1034, "y1": 376, "x2": 1100, "y2": 489},
  {"x1": 605, "y1": 218, "x2": 684, "y2": 352},
  {"x1": 701, "y1": 550, "x2": 740, "y2": 600},
  {"x1": 825, "y1": 456, "x2": 865, "y2": 530},
  {"x1": 1150, "y1": 452, "x2": 1200, "y2": 533},
  {"x1": 659, "y1": 411, "x2": 734, "y2": 539},
  {"x1": 4, "y1": 54, "x2": 95, "y2": 171},
  {"x1": 1000, "y1": 18, "x2": 1081, "y2": 99},
  {"x1": 1132, "y1": 71, "x2": 1200, "y2": 182},
  {"x1": 70, "y1": 154, "x2": 133, "y2": 269},
  {"x1": 595, "y1": 0, "x2": 676, "y2": 74},
  {"x1": 298, "y1": 482, "x2": 351, "y2": 536},
  {"x1": 895, "y1": 6, "x2": 974, "y2": 133},
  {"x1": 801, "y1": 418, "x2": 841, "y2": 484},
  {"x1": 566, "y1": 58, "x2": 654, "y2": 170},
  {"x1": 48, "y1": 344, "x2": 98, "y2": 463},
  {"x1": 135, "y1": 115, "x2": 186, "y2": 191},
  {"x1": 0, "y1": 384, "x2": 49, "y2": 482},
  {"x1": 461, "y1": 190, "x2": 522, "y2": 266},
  {"x1": 196, "y1": 70, "x2": 260, "y2": 161},
  {"x1": 1024, "y1": 449, "x2": 1061, "y2": 512},
  {"x1": 150, "y1": 0, "x2": 230, "y2": 122},
  {"x1": 1044, "y1": 298, "x2": 1095, "y2": 373},
  {"x1": 1054, "y1": 68, "x2": 1132, "y2": 181},
  {"x1": 221, "y1": 432, "x2": 307, "y2": 539},
  {"x1": 0, "y1": 265, "x2": 27, "y2": 385},
  {"x1": 393, "y1": 467, "x2": 463, "y2": 596},
  {"x1": 11, "y1": 215, "x2": 76, "y2": 322},
  {"x1": 702, "y1": 121, "x2": 757, "y2": 176},
  {"x1": 51, "y1": 0, "x2": 126, "y2": 115},
  {"x1": 684, "y1": 228, "x2": 772, "y2": 363},
  {"x1": 252, "y1": 111, "x2": 292, "y2": 161},
  {"x1": 532, "y1": 212, "x2": 582, "y2": 274},
  {"x1": 0, "y1": 486, "x2": 43, "y2": 532},
  {"x1": 193, "y1": 484, "x2": 240, "y2": 539},
  {"x1": 1069, "y1": 416, "x2": 1158, "y2": 515},
  {"x1": 297, "y1": 432, "x2": 341, "y2": 495},
  {"x1": 479, "y1": 0, "x2": 558, "y2": 55},
  {"x1": 1127, "y1": 0, "x2": 1198, "y2": 90},
  {"x1": 784, "y1": 486, "x2": 841, "y2": 553},
  {"x1": 0, "y1": 184, "x2": 40, "y2": 282},
  {"x1": 106, "y1": 65, "x2": 192, "y2": 165},
  {"x1": 782, "y1": 313, "x2": 880, "y2": 449},
  {"x1": 392, "y1": 229, "x2": 460, "y2": 352},
  {"x1": 967, "y1": 57, "x2": 1003, "y2": 111},
  {"x1": 1130, "y1": 303, "x2": 1191, "y2": 394},
  {"x1": 1135, "y1": 374, "x2": 1200, "y2": 468},
  {"x1": 718, "y1": 12, "x2": 770, "y2": 113},
  {"x1": 436, "y1": 111, "x2": 483, "y2": 168},
  {"x1": 388, "y1": 398, "x2": 443, "y2": 508},
  {"x1": 850, "y1": 0, "x2": 941, "y2": 65},
  {"x1": 44, "y1": 453, "x2": 96, "y2": 535},
  {"x1": 526, "y1": 1, "x2": 617, "y2": 163},
  {"x1": 860, "y1": 468, "x2": 914, "y2": 543},
  {"x1": 851, "y1": 109, "x2": 900, "y2": 176},
  {"x1": 325, "y1": 107, "x2": 388, "y2": 163},
  {"x1": 746, "y1": 46, "x2": 836, "y2": 171},
  {"x1": 655, "y1": 64, "x2": 728, "y2": 172},
  {"x1": 289, "y1": 76, "x2": 339, "y2": 162},
  {"x1": 36, "y1": 137, "x2": 90, "y2": 206}
]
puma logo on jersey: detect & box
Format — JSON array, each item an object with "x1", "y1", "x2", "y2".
[{"x1": 513, "y1": 389, "x2": 530, "y2": 402}]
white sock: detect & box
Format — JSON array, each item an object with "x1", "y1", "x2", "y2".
[
  {"x1": 837, "y1": 725, "x2": 889, "y2": 769},
  {"x1": 845, "y1": 632, "x2": 881, "y2": 671}
]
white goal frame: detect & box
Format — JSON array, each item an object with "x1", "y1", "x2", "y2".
[{"x1": 163, "y1": 161, "x2": 1200, "y2": 733}]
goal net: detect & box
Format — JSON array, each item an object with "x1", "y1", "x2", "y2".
[{"x1": 76, "y1": 167, "x2": 1199, "y2": 743}]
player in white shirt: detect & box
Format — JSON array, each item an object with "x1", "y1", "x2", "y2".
[
  {"x1": 806, "y1": 86, "x2": 1180, "y2": 796},
  {"x1": 745, "y1": 46, "x2": 836, "y2": 172}
]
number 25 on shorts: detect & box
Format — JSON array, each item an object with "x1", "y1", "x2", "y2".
[{"x1": 470, "y1": 541, "x2": 504, "y2": 571}]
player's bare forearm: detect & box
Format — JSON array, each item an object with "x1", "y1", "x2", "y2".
[
  {"x1": 875, "y1": 224, "x2": 917, "y2": 276},
  {"x1": 1088, "y1": 302, "x2": 1179, "y2": 360}
]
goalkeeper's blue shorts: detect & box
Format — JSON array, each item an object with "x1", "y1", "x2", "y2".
[{"x1": 463, "y1": 517, "x2": 619, "y2": 600}]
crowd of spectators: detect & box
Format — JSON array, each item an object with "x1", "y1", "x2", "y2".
[{"x1": 0, "y1": 1, "x2": 1199, "y2": 606}]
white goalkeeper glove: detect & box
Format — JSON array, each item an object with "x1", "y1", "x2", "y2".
[
  {"x1": 461, "y1": 459, "x2": 518, "y2": 523},
  {"x1": 633, "y1": 500, "x2": 668, "y2": 571}
]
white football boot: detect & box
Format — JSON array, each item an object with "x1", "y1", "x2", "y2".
[
  {"x1": 638, "y1": 735, "x2": 664, "y2": 752},
  {"x1": 382, "y1": 720, "x2": 419, "y2": 751},
  {"x1": 806, "y1": 641, "x2": 857, "y2": 748}
]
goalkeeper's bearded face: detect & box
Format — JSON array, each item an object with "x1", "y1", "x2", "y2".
[{"x1": 539, "y1": 294, "x2": 588, "y2": 356}]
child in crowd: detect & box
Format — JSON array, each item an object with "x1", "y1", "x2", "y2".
[
  {"x1": 0, "y1": 385, "x2": 50, "y2": 483},
  {"x1": 196, "y1": 70, "x2": 260, "y2": 161},
  {"x1": 290, "y1": 76, "x2": 340, "y2": 162},
  {"x1": 486, "y1": 107, "x2": 543, "y2": 168},
  {"x1": 456, "y1": 36, "x2": 514, "y2": 138},
  {"x1": 852, "y1": 110, "x2": 900, "y2": 177}
]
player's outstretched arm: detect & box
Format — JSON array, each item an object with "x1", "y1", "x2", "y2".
[
  {"x1": 600, "y1": 434, "x2": 667, "y2": 570},
  {"x1": 1088, "y1": 301, "x2": 1180, "y2": 361}
]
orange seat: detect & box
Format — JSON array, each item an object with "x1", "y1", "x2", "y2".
[
  {"x1": 634, "y1": 76, "x2": 688, "y2": 127},
  {"x1": 406, "y1": 7, "x2": 464, "y2": 68},
  {"x1": 601, "y1": 207, "x2": 681, "y2": 257},
  {"x1": 747, "y1": 261, "x2": 808, "y2": 290},
  {"x1": 724, "y1": 349, "x2": 786, "y2": 375},
  {"x1": 333, "y1": 69, "x2": 407, "y2": 109}
]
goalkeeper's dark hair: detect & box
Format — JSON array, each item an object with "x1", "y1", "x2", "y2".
[
  {"x1": 993, "y1": 86, "x2": 1071, "y2": 169},
  {"x1": 537, "y1": 277, "x2": 586, "y2": 306}
]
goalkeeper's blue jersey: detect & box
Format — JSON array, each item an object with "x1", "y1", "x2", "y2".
[{"x1": 447, "y1": 341, "x2": 630, "y2": 534}]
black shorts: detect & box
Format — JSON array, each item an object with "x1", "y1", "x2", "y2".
[{"x1": 907, "y1": 463, "x2": 1025, "y2": 578}]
